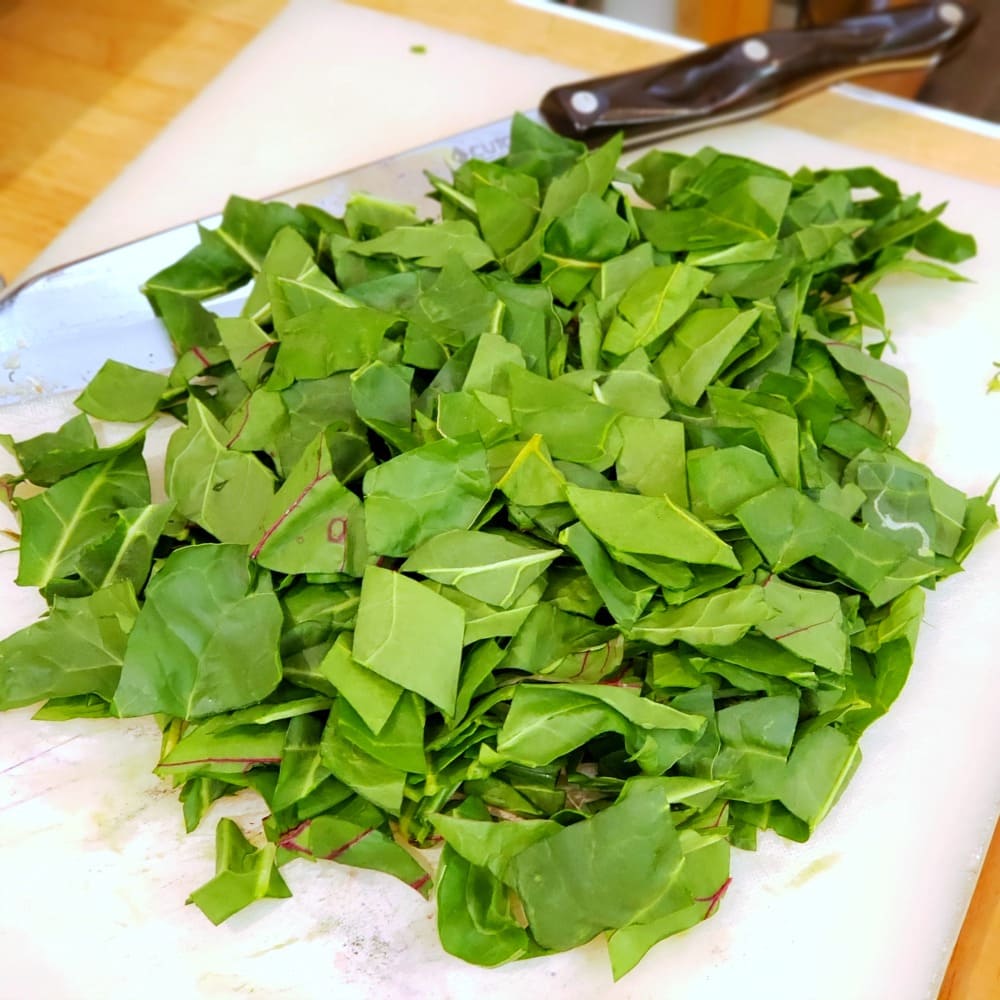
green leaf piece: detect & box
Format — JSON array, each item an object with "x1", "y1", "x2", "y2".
[
  {"x1": 251, "y1": 435, "x2": 365, "y2": 576},
  {"x1": 0, "y1": 116, "x2": 992, "y2": 981},
  {"x1": 506, "y1": 778, "x2": 686, "y2": 951},
  {"x1": 402, "y1": 529, "x2": 559, "y2": 608},
  {"x1": 565, "y1": 483, "x2": 739, "y2": 568},
  {"x1": 603, "y1": 263, "x2": 712, "y2": 356},
  {"x1": 630, "y1": 586, "x2": 774, "y2": 646},
  {"x1": 654, "y1": 307, "x2": 760, "y2": 406},
  {"x1": 363, "y1": 437, "x2": 492, "y2": 557},
  {"x1": 780, "y1": 726, "x2": 861, "y2": 828},
  {"x1": 352, "y1": 565, "x2": 465, "y2": 715},
  {"x1": 165, "y1": 397, "x2": 274, "y2": 544},
  {"x1": 318, "y1": 633, "x2": 403, "y2": 735},
  {"x1": 349, "y1": 220, "x2": 494, "y2": 270},
  {"x1": 77, "y1": 502, "x2": 176, "y2": 593},
  {"x1": 188, "y1": 818, "x2": 291, "y2": 924},
  {"x1": 0, "y1": 582, "x2": 138, "y2": 709},
  {"x1": 114, "y1": 544, "x2": 283, "y2": 720},
  {"x1": 16, "y1": 445, "x2": 150, "y2": 588},
  {"x1": 75, "y1": 360, "x2": 169, "y2": 422}
]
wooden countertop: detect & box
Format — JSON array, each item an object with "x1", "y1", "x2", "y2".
[
  {"x1": 0, "y1": 2, "x2": 996, "y2": 997},
  {"x1": 0, "y1": 0, "x2": 286, "y2": 282}
]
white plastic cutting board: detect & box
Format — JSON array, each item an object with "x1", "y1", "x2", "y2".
[{"x1": 2, "y1": 3, "x2": 999, "y2": 999}]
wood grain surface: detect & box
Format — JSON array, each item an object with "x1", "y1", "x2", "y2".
[
  {"x1": 0, "y1": 1, "x2": 995, "y2": 996},
  {"x1": 676, "y1": 0, "x2": 772, "y2": 43},
  {"x1": 0, "y1": 0, "x2": 285, "y2": 281}
]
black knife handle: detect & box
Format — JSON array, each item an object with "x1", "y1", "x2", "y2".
[{"x1": 540, "y1": 2, "x2": 978, "y2": 147}]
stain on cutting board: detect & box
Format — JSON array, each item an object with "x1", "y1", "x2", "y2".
[{"x1": 788, "y1": 853, "x2": 842, "y2": 889}]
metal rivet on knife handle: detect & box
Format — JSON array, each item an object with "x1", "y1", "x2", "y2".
[
  {"x1": 741, "y1": 39, "x2": 771, "y2": 63},
  {"x1": 569, "y1": 90, "x2": 600, "y2": 116},
  {"x1": 937, "y1": 2, "x2": 964, "y2": 27}
]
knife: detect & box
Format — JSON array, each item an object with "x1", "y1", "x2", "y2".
[
  {"x1": 541, "y1": 1, "x2": 976, "y2": 147},
  {"x1": 0, "y1": 1, "x2": 976, "y2": 405}
]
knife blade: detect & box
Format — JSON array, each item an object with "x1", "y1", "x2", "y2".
[{"x1": 0, "y1": 2, "x2": 977, "y2": 405}]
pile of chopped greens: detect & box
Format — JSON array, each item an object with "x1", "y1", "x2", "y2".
[{"x1": 0, "y1": 115, "x2": 995, "y2": 978}]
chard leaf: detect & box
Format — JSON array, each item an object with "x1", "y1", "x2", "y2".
[
  {"x1": 759, "y1": 577, "x2": 848, "y2": 674},
  {"x1": 334, "y1": 692, "x2": 427, "y2": 775},
  {"x1": 560, "y1": 521, "x2": 656, "y2": 627},
  {"x1": 431, "y1": 808, "x2": 560, "y2": 880},
  {"x1": 270, "y1": 301, "x2": 394, "y2": 386},
  {"x1": 615, "y1": 415, "x2": 687, "y2": 505},
  {"x1": 143, "y1": 224, "x2": 251, "y2": 301},
  {"x1": 630, "y1": 586, "x2": 774, "y2": 646},
  {"x1": 352, "y1": 565, "x2": 465, "y2": 715},
  {"x1": 402, "y1": 529, "x2": 559, "y2": 608},
  {"x1": 251, "y1": 435, "x2": 365, "y2": 576},
  {"x1": 3, "y1": 413, "x2": 148, "y2": 490},
  {"x1": 319, "y1": 706, "x2": 407, "y2": 813},
  {"x1": 501, "y1": 601, "x2": 620, "y2": 680},
  {"x1": 654, "y1": 307, "x2": 760, "y2": 406},
  {"x1": 687, "y1": 446, "x2": 778, "y2": 520},
  {"x1": 16, "y1": 445, "x2": 150, "y2": 588},
  {"x1": 736, "y1": 485, "x2": 911, "y2": 598},
  {"x1": 318, "y1": 633, "x2": 403, "y2": 735},
  {"x1": 508, "y1": 367, "x2": 622, "y2": 470},
  {"x1": 0, "y1": 582, "x2": 138, "y2": 709},
  {"x1": 282, "y1": 812, "x2": 428, "y2": 891},
  {"x1": 780, "y1": 726, "x2": 861, "y2": 828},
  {"x1": 540, "y1": 133, "x2": 622, "y2": 219},
  {"x1": 914, "y1": 219, "x2": 976, "y2": 262},
  {"x1": 75, "y1": 361, "x2": 169, "y2": 422},
  {"x1": 707, "y1": 386, "x2": 800, "y2": 488},
  {"x1": 636, "y1": 176, "x2": 791, "y2": 251},
  {"x1": 349, "y1": 220, "x2": 494, "y2": 270},
  {"x1": 436, "y1": 843, "x2": 542, "y2": 966},
  {"x1": 31, "y1": 694, "x2": 113, "y2": 721},
  {"x1": 77, "y1": 501, "x2": 176, "y2": 593},
  {"x1": 272, "y1": 714, "x2": 330, "y2": 811},
  {"x1": 692, "y1": 636, "x2": 817, "y2": 689},
  {"x1": 496, "y1": 683, "x2": 703, "y2": 772},
  {"x1": 603, "y1": 263, "x2": 711, "y2": 356},
  {"x1": 188, "y1": 818, "x2": 291, "y2": 925},
  {"x1": 822, "y1": 338, "x2": 910, "y2": 444},
  {"x1": 216, "y1": 317, "x2": 274, "y2": 388},
  {"x1": 505, "y1": 111, "x2": 585, "y2": 182},
  {"x1": 157, "y1": 723, "x2": 286, "y2": 780},
  {"x1": 147, "y1": 288, "x2": 221, "y2": 354},
  {"x1": 506, "y1": 778, "x2": 686, "y2": 951},
  {"x1": 607, "y1": 836, "x2": 730, "y2": 979},
  {"x1": 565, "y1": 483, "x2": 740, "y2": 568},
  {"x1": 474, "y1": 167, "x2": 540, "y2": 258},
  {"x1": 180, "y1": 778, "x2": 234, "y2": 833},
  {"x1": 714, "y1": 695, "x2": 799, "y2": 802},
  {"x1": 841, "y1": 586, "x2": 925, "y2": 738},
  {"x1": 217, "y1": 196, "x2": 315, "y2": 270},
  {"x1": 494, "y1": 435, "x2": 566, "y2": 507},
  {"x1": 363, "y1": 437, "x2": 492, "y2": 557},
  {"x1": 546, "y1": 192, "x2": 630, "y2": 262},
  {"x1": 114, "y1": 544, "x2": 283, "y2": 720},
  {"x1": 164, "y1": 398, "x2": 274, "y2": 545}
]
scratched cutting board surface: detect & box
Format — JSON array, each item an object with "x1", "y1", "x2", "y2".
[{"x1": 2, "y1": 2, "x2": 999, "y2": 999}]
